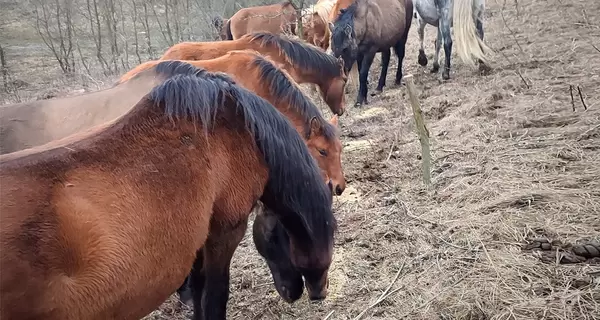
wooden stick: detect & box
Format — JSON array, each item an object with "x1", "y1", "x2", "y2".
[{"x1": 403, "y1": 74, "x2": 431, "y2": 186}]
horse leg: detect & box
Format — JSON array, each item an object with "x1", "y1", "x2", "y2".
[
  {"x1": 176, "y1": 273, "x2": 196, "y2": 307},
  {"x1": 431, "y1": 27, "x2": 442, "y2": 73},
  {"x1": 417, "y1": 14, "x2": 428, "y2": 67},
  {"x1": 439, "y1": 4, "x2": 452, "y2": 80},
  {"x1": 375, "y1": 48, "x2": 391, "y2": 93},
  {"x1": 188, "y1": 252, "x2": 206, "y2": 316},
  {"x1": 356, "y1": 51, "x2": 376, "y2": 107},
  {"x1": 193, "y1": 218, "x2": 248, "y2": 320}
]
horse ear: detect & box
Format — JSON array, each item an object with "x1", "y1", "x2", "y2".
[
  {"x1": 330, "y1": 114, "x2": 339, "y2": 126},
  {"x1": 309, "y1": 116, "x2": 321, "y2": 137},
  {"x1": 328, "y1": 22, "x2": 334, "y2": 32}
]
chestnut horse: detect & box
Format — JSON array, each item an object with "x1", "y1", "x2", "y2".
[
  {"x1": 0, "y1": 61, "x2": 336, "y2": 320},
  {"x1": 156, "y1": 32, "x2": 348, "y2": 116},
  {"x1": 330, "y1": 0, "x2": 413, "y2": 106},
  {"x1": 226, "y1": 1, "x2": 298, "y2": 40},
  {"x1": 301, "y1": 0, "x2": 337, "y2": 50},
  {"x1": 119, "y1": 50, "x2": 346, "y2": 195},
  {"x1": 0, "y1": 62, "x2": 196, "y2": 155}
]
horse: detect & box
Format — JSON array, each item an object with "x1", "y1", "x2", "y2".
[
  {"x1": 0, "y1": 60, "x2": 337, "y2": 320},
  {"x1": 329, "y1": 0, "x2": 413, "y2": 106},
  {"x1": 301, "y1": 0, "x2": 337, "y2": 51},
  {"x1": 152, "y1": 32, "x2": 348, "y2": 116},
  {"x1": 225, "y1": 1, "x2": 298, "y2": 40},
  {"x1": 413, "y1": 0, "x2": 491, "y2": 80},
  {"x1": 119, "y1": 51, "x2": 345, "y2": 319},
  {"x1": 211, "y1": 16, "x2": 230, "y2": 40},
  {"x1": 118, "y1": 50, "x2": 346, "y2": 195},
  {"x1": 0, "y1": 61, "x2": 204, "y2": 155}
]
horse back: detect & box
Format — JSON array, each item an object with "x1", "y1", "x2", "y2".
[
  {"x1": 358, "y1": 0, "x2": 411, "y2": 46},
  {"x1": 229, "y1": 2, "x2": 298, "y2": 39}
]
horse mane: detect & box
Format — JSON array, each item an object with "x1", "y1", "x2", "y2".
[
  {"x1": 247, "y1": 32, "x2": 342, "y2": 78},
  {"x1": 149, "y1": 64, "x2": 336, "y2": 245},
  {"x1": 281, "y1": 0, "x2": 298, "y2": 10},
  {"x1": 113, "y1": 60, "x2": 209, "y2": 87},
  {"x1": 331, "y1": 1, "x2": 358, "y2": 46},
  {"x1": 250, "y1": 54, "x2": 337, "y2": 140}
]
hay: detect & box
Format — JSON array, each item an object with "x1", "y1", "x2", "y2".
[{"x1": 145, "y1": 0, "x2": 600, "y2": 319}]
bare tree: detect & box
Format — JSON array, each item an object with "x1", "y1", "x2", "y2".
[
  {"x1": 0, "y1": 44, "x2": 8, "y2": 92},
  {"x1": 30, "y1": 0, "x2": 76, "y2": 73}
]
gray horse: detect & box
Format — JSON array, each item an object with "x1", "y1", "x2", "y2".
[{"x1": 413, "y1": 0, "x2": 491, "y2": 79}]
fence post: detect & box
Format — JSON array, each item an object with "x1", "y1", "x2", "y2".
[{"x1": 402, "y1": 74, "x2": 431, "y2": 186}]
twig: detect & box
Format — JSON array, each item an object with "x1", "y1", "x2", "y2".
[
  {"x1": 385, "y1": 132, "x2": 398, "y2": 161},
  {"x1": 592, "y1": 43, "x2": 600, "y2": 53},
  {"x1": 577, "y1": 85, "x2": 588, "y2": 110},
  {"x1": 323, "y1": 310, "x2": 335, "y2": 320},
  {"x1": 353, "y1": 260, "x2": 406, "y2": 320},
  {"x1": 570, "y1": 85, "x2": 575, "y2": 112}
]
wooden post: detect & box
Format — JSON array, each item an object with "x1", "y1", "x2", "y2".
[{"x1": 402, "y1": 74, "x2": 431, "y2": 186}]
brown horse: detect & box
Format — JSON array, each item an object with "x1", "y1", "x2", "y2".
[
  {"x1": 329, "y1": 0, "x2": 413, "y2": 106},
  {"x1": 119, "y1": 50, "x2": 346, "y2": 195},
  {"x1": 0, "y1": 63, "x2": 196, "y2": 155},
  {"x1": 0, "y1": 61, "x2": 336, "y2": 320},
  {"x1": 225, "y1": 1, "x2": 298, "y2": 40},
  {"x1": 153, "y1": 32, "x2": 348, "y2": 116},
  {"x1": 301, "y1": 0, "x2": 337, "y2": 50}
]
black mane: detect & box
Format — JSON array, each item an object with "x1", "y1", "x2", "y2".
[
  {"x1": 331, "y1": 2, "x2": 358, "y2": 48},
  {"x1": 251, "y1": 54, "x2": 337, "y2": 140},
  {"x1": 148, "y1": 61, "x2": 336, "y2": 247},
  {"x1": 248, "y1": 32, "x2": 342, "y2": 78}
]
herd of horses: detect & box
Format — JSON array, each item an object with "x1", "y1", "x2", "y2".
[{"x1": 0, "y1": 0, "x2": 492, "y2": 319}]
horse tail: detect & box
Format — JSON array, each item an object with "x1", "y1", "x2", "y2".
[
  {"x1": 224, "y1": 19, "x2": 233, "y2": 40},
  {"x1": 452, "y1": 0, "x2": 491, "y2": 66}
]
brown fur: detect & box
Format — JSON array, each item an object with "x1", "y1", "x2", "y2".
[
  {"x1": 120, "y1": 50, "x2": 346, "y2": 192},
  {"x1": 228, "y1": 1, "x2": 298, "y2": 39},
  {"x1": 348, "y1": 0, "x2": 409, "y2": 48},
  {"x1": 302, "y1": 0, "x2": 336, "y2": 50},
  {"x1": 150, "y1": 33, "x2": 348, "y2": 116},
  {"x1": 0, "y1": 70, "x2": 170, "y2": 155},
  {"x1": 0, "y1": 94, "x2": 267, "y2": 320}
]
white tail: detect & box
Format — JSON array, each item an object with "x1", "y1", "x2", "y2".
[{"x1": 452, "y1": 0, "x2": 492, "y2": 66}]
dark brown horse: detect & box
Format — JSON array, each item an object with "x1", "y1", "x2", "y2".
[
  {"x1": 157, "y1": 32, "x2": 348, "y2": 116},
  {"x1": 0, "y1": 61, "x2": 336, "y2": 320},
  {"x1": 329, "y1": 0, "x2": 413, "y2": 106},
  {"x1": 0, "y1": 63, "x2": 194, "y2": 155},
  {"x1": 226, "y1": 1, "x2": 298, "y2": 40},
  {"x1": 119, "y1": 50, "x2": 346, "y2": 195}
]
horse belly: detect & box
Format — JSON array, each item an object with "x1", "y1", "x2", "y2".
[{"x1": 415, "y1": 0, "x2": 439, "y2": 25}]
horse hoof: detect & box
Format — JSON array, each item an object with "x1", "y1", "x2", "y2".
[
  {"x1": 442, "y1": 72, "x2": 450, "y2": 80},
  {"x1": 431, "y1": 63, "x2": 440, "y2": 74},
  {"x1": 418, "y1": 50, "x2": 428, "y2": 67}
]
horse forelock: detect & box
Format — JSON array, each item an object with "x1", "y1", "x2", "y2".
[
  {"x1": 248, "y1": 32, "x2": 341, "y2": 78},
  {"x1": 251, "y1": 55, "x2": 337, "y2": 141}
]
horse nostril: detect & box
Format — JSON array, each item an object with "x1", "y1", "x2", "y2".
[{"x1": 335, "y1": 185, "x2": 344, "y2": 196}]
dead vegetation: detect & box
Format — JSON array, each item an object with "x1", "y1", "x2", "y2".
[{"x1": 2, "y1": 0, "x2": 600, "y2": 319}]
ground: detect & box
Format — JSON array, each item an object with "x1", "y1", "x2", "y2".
[{"x1": 2, "y1": 0, "x2": 599, "y2": 319}]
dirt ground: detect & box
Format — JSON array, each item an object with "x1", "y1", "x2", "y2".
[
  {"x1": 141, "y1": 0, "x2": 600, "y2": 319},
  {"x1": 3, "y1": 0, "x2": 600, "y2": 319}
]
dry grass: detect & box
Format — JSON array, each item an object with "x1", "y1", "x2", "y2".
[
  {"x1": 144, "y1": 0, "x2": 600, "y2": 319},
  {"x1": 4, "y1": 0, "x2": 600, "y2": 319}
]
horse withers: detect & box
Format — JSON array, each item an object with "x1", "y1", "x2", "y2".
[
  {"x1": 0, "y1": 61, "x2": 336, "y2": 320},
  {"x1": 414, "y1": 0, "x2": 491, "y2": 79},
  {"x1": 329, "y1": 0, "x2": 413, "y2": 106}
]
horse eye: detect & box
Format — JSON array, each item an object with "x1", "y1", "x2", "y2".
[{"x1": 319, "y1": 149, "x2": 328, "y2": 156}]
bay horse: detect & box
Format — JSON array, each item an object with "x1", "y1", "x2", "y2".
[
  {"x1": 0, "y1": 61, "x2": 336, "y2": 320},
  {"x1": 118, "y1": 50, "x2": 346, "y2": 195},
  {"x1": 120, "y1": 51, "x2": 345, "y2": 319},
  {"x1": 414, "y1": 0, "x2": 491, "y2": 80},
  {"x1": 329, "y1": 0, "x2": 413, "y2": 106},
  {"x1": 154, "y1": 32, "x2": 348, "y2": 116},
  {"x1": 301, "y1": 0, "x2": 337, "y2": 51},
  {"x1": 0, "y1": 61, "x2": 203, "y2": 155},
  {"x1": 225, "y1": 1, "x2": 298, "y2": 40}
]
